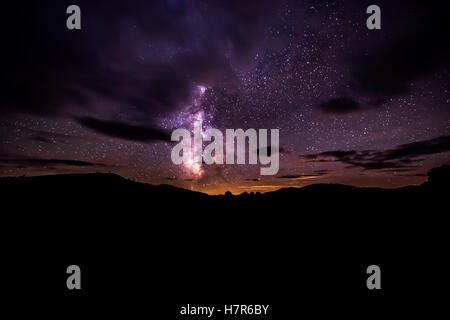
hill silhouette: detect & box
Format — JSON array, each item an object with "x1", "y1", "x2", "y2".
[
  {"x1": 2, "y1": 166, "x2": 448, "y2": 315},
  {"x1": 1, "y1": 165, "x2": 447, "y2": 248},
  {"x1": 2, "y1": 164, "x2": 448, "y2": 201},
  {"x1": 0, "y1": 172, "x2": 208, "y2": 200}
]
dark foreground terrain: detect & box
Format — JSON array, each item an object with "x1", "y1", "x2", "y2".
[{"x1": 2, "y1": 166, "x2": 448, "y2": 318}]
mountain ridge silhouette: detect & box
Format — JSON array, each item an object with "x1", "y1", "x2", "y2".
[
  {"x1": 1, "y1": 164, "x2": 448, "y2": 198},
  {"x1": 2, "y1": 165, "x2": 447, "y2": 310}
]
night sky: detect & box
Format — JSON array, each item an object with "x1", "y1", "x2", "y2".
[{"x1": 1, "y1": 0, "x2": 449, "y2": 194}]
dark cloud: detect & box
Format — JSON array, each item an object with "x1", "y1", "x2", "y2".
[
  {"x1": 375, "y1": 137, "x2": 449, "y2": 162},
  {"x1": 2, "y1": 0, "x2": 282, "y2": 123},
  {"x1": 313, "y1": 170, "x2": 330, "y2": 176},
  {"x1": 318, "y1": 97, "x2": 359, "y2": 114},
  {"x1": 76, "y1": 117, "x2": 171, "y2": 142},
  {"x1": 31, "y1": 136, "x2": 53, "y2": 144},
  {"x1": 351, "y1": 5, "x2": 450, "y2": 100},
  {"x1": 381, "y1": 168, "x2": 417, "y2": 173},
  {"x1": 403, "y1": 173, "x2": 428, "y2": 177},
  {"x1": 277, "y1": 175, "x2": 300, "y2": 179},
  {"x1": 301, "y1": 150, "x2": 356, "y2": 161},
  {"x1": 317, "y1": 1, "x2": 450, "y2": 114},
  {"x1": 300, "y1": 136, "x2": 450, "y2": 171},
  {"x1": 277, "y1": 174, "x2": 317, "y2": 179},
  {"x1": 244, "y1": 178, "x2": 261, "y2": 182}
]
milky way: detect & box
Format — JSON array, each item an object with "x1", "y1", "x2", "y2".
[{"x1": 1, "y1": 0, "x2": 449, "y2": 194}]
